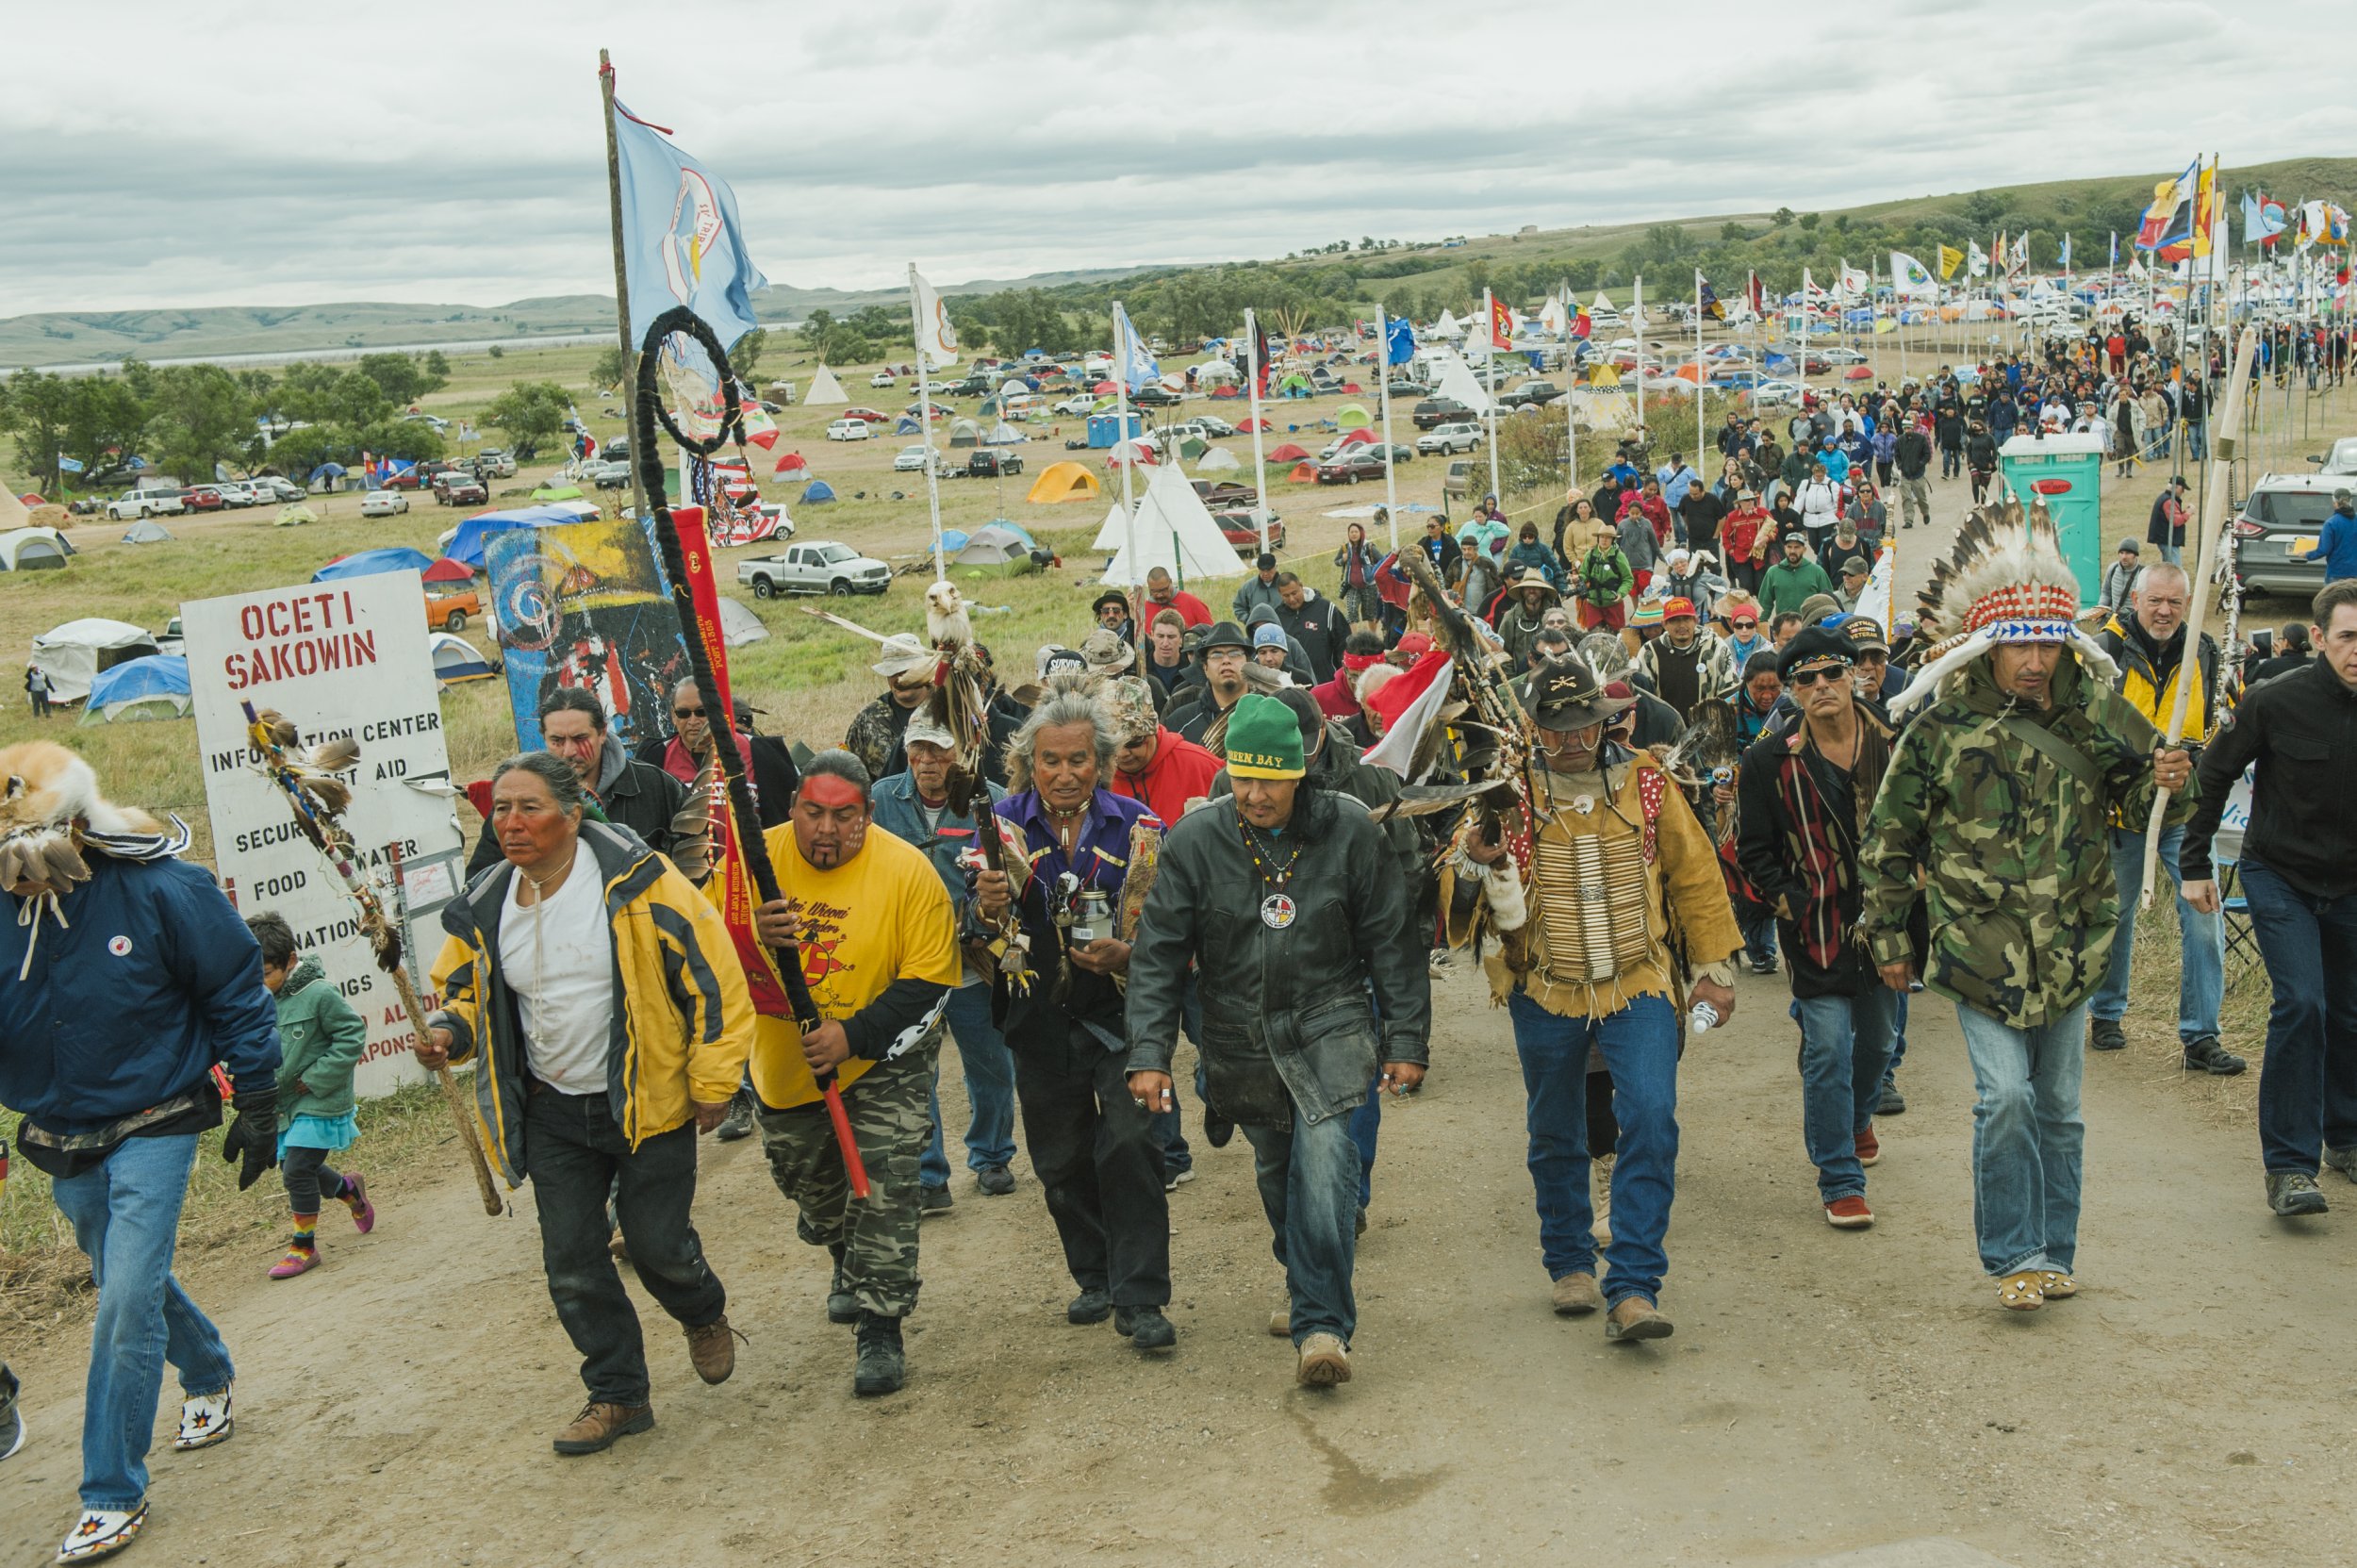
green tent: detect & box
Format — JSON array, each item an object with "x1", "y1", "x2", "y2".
[
  {"x1": 531, "y1": 484, "x2": 585, "y2": 502},
  {"x1": 1177, "y1": 435, "x2": 1208, "y2": 461},
  {"x1": 1335, "y1": 403, "x2": 1372, "y2": 429},
  {"x1": 1276, "y1": 371, "x2": 1312, "y2": 393}
]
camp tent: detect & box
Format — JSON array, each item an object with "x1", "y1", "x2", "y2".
[
  {"x1": 421, "y1": 555, "x2": 474, "y2": 585},
  {"x1": 1193, "y1": 359, "x2": 1239, "y2": 384},
  {"x1": 1106, "y1": 438, "x2": 1157, "y2": 468},
  {"x1": 428, "y1": 632, "x2": 496, "y2": 685},
  {"x1": 121, "y1": 519, "x2": 174, "y2": 544},
  {"x1": 79, "y1": 653, "x2": 190, "y2": 724},
  {"x1": 1431, "y1": 352, "x2": 1495, "y2": 414},
  {"x1": 1274, "y1": 371, "x2": 1313, "y2": 395},
  {"x1": 1098, "y1": 462, "x2": 1249, "y2": 586},
  {"x1": 442, "y1": 504, "x2": 593, "y2": 569},
  {"x1": 948, "y1": 418, "x2": 982, "y2": 448},
  {"x1": 312, "y1": 546, "x2": 435, "y2": 583},
  {"x1": 801, "y1": 480, "x2": 837, "y2": 504},
  {"x1": 1337, "y1": 428, "x2": 1376, "y2": 447},
  {"x1": 984, "y1": 421, "x2": 1024, "y2": 444},
  {"x1": 1238, "y1": 416, "x2": 1272, "y2": 433},
  {"x1": 1266, "y1": 442, "x2": 1311, "y2": 463},
  {"x1": 529, "y1": 483, "x2": 585, "y2": 502},
  {"x1": 895, "y1": 416, "x2": 922, "y2": 436},
  {"x1": 0, "y1": 528, "x2": 71, "y2": 570},
  {"x1": 715, "y1": 596, "x2": 768, "y2": 648},
  {"x1": 773, "y1": 451, "x2": 811, "y2": 478},
  {"x1": 31, "y1": 618, "x2": 160, "y2": 703},
  {"x1": 1175, "y1": 435, "x2": 1208, "y2": 461},
  {"x1": 803, "y1": 366, "x2": 849, "y2": 405},
  {"x1": 950, "y1": 523, "x2": 1039, "y2": 577},
  {"x1": 0, "y1": 488, "x2": 35, "y2": 529},
  {"x1": 1434, "y1": 308, "x2": 1463, "y2": 338},
  {"x1": 1195, "y1": 447, "x2": 1242, "y2": 472},
  {"x1": 1027, "y1": 461, "x2": 1101, "y2": 504},
  {"x1": 275, "y1": 504, "x2": 319, "y2": 526}
]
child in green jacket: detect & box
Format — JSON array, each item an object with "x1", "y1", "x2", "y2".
[{"x1": 248, "y1": 913, "x2": 376, "y2": 1278}]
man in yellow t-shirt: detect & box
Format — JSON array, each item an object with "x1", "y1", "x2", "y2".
[{"x1": 751, "y1": 751, "x2": 961, "y2": 1398}]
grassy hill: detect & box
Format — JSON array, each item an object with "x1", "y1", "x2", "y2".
[{"x1": 5, "y1": 157, "x2": 2352, "y2": 370}]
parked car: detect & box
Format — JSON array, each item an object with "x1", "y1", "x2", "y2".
[
  {"x1": 841, "y1": 406, "x2": 891, "y2": 424},
  {"x1": 894, "y1": 445, "x2": 931, "y2": 472},
  {"x1": 2309, "y1": 437, "x2": 2357, "y2": 476},
  {"x1": 475, "y1": 448, "x2": 518, "y2": 478},
  {"x1": 251, "y1": 476, "x2": 305, "y2": 503},
  {"x1": 434, "y1": 471, "x2": 489, "y2": 505},
  {"x1": 1212, "y1": 510, "x2": 1287, "y2": 553},
  {"x1": 1443, "y1": 459, "x2": 1475, "y2": 500},
  {"x1": 1177, "y1": 414, "x2": 1236, "y2": 438},
  {"x1": 1053, "y1": 393, "x2": 1099, "y2": 416},
  {"x1": 1384, "y1": 379, "x2": 1433, "y2": 400},
  {"x1": 1750, "y1": 378, "x2": 1806, "y2": 407},
  {"x1": 583, "y1": 459, "x2": 634, "y2": 489},
  {"x1": 206, "y1": 480, "x2": 259, "y2": 507},
  {"x1": 1411, "y1": 397, "x2": 1475, "y2": 430},
  {"x1": 105, "y1": 486, "x2": 185, "y2": 520},
  {"x1": 1189, "y1": 479, "x2": 1258, "y2": 508},
  {"x1": 1816, "y1": 346, "x2": 1868, "y2": 366},
  {"x1": 737, "y1": 540, "x2": 893, "y2": 598},
  {"x1": 2232, "y1": 471, "x2": 2342, "y2": 599},
  {"x1": 826, "y1": 419, "x2": 874, "y2": 441},
  {"x1": 360, "y1": 489, "x2": 410, "y2": 517},
  {"x1": 425, "y1": 587, "x2": 481, "y2": 633},
  {"x1": 1498, "y1": 380, "x2": 1563, "y2": 408},
  {"x1": 1418, "y1": 421, "x2": 1483, "y2": 455},
  {"x1": 1314, "y1": 451, "x2": 1389, "y2": 486},
  {"x1": 869, "y1": 371, "x2": 897, "y2": 388},
  {"x1": 1129, "y1": 385, "x2": 1181, "y2": 406},
  {"x1": 964, "y1": 448, "x2": 1024, "y2": 478},
  {"x1": 182, "y1": 486, "x2": 227, "y2": 513},
  {"x1": 379, "y1": 469, "x2": 426, "y2": 489}
]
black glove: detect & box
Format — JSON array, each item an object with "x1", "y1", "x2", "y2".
[{"x1": 220, "y1": 1085, "x2": 281, "y2": 1192}]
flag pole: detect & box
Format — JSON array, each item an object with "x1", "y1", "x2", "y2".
[
  {"x1": 1694, "y1": 270, "x2": 1706, "y2": 440},
  {"x1": 1633, "y1": 274, "x2": 1645, "y2": 458},
  {"x1": 1563, "y1": 289, "x2": 1579, "y2": 502},
  {"x1": 909, "y1": 264, "x2": 947, "y2": 582},
  {"x1": 598, "y1": 48, "x2": 651, "y2": 527},
  {"x1": 1482, "y1": 287, "x2": 1502, "y2": 506},
  {"x1": 1113, "y1": 301, "x2": 1140, "y2": 595},
  {"x1": 1244, "y1": 307, "x2": 1271, "y2": 554},
  {"x1": 1376, "y1": 304, "x2": 1401, "y2": 555}
]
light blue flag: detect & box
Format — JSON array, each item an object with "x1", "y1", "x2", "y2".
[
  {"x1": 1384, "y1": 313, "x2": 1416, "y2": 366},
  {"x1": 1112, "y1": 302, "x2": 1160, "y2": 391},
  {"x1": 612, "y1": 100, "x2": 768, "y2": 349},
  {"x1": 57, "y1": 454, "x2": 84, "y2": 473}
]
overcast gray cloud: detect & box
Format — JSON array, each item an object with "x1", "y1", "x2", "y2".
[{"x1": 2, "y1": 0, "x2": 2342, "y2": 315}]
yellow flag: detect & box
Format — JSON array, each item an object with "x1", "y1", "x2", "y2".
[
  {"x1": 1937, "y1": 245, "x2": 1964, "y2": 280},
  {"x1": 2190, "y1": 158, "x2": 2217, "y2": 258}
]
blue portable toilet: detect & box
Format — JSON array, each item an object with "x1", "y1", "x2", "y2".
[
  {"x1": 1086, "y1": 412, "x2": 1142, "y2": 450},
  {"x1": 802, "y1": 480, "x2": 837, "y2": 504},
  {"x1": 1997, "y1": 433, "x2": 2107, "y2": 605}
]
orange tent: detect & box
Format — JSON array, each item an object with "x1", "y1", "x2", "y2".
[{"x1": 1288, "y1": 461, "x2": 1319, "y2": 483}]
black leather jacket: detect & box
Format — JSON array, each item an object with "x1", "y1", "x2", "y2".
[{"x1": 1124, "y1": 790, "x2": 1429, "y2": 1128}]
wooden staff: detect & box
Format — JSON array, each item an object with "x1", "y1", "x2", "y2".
[
  {"x1": 2140, "y1": 326, "x2": 2255, "y2": 907},
  {"x1": 240, "y1": 701, "x2": 504, "y2": 1216}
]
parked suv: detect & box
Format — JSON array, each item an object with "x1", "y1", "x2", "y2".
[
  {"x1": 1418, "y1": 421, "x2": 1483, "y2": 455},
  {"x1": 2232, "y1": 472, "x2": 2342, "y2": 599},
  {"x1": 1411, "y1": 397, "x2": 1475, "y2": 430}
]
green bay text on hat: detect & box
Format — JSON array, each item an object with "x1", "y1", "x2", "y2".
[{"x1": 1224, "y1": 692, "x2": 1305, "y2": 779}]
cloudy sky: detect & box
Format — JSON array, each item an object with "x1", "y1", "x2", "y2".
[{"x1": 4, "y1": 0, "x2": 2339, "y2": 316}]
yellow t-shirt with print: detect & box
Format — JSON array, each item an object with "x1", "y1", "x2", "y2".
[{"x1": 750, "y1": 821, "x2": 962, "y2": 1109}]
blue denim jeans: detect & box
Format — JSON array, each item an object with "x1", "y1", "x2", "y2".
[
  {"x1": 922, "y1": 982, "x2": 1019, "y2": 1186},
  {"x1": 2184, "y1": 419, "x2": 2207, "y2": 461},
  {"x1": 1740, "y1": 912, "x2": 1778, "y2": 968},
  {"x1": 1882, "y1": 991, "x2": 1911, "y2": 1086},
  {"x1": 1954, "y1": 1001, "x2": 2087, "y2": 1277},
  {"x1": 1243, "y1": 1107, "x2": 1364, "y2": 1346},
  {"x1": 49, "y1": 1133, "x2": 236, "y2": 1510},
  {"x1": 1346, "y1": 1082, "x2": 1381, "y2": 1209},
  {"x1": 2090, "y1": 826, "x2": 2223, "y2": 1041},
  {"x1": 1796, "y1": 988, "x2": 1899, "y2": 1202},
  {"x1": 1507, "y1": 990, "x2": 1679, "y2": 1308},
  {"x1": 2238, "y1": 854, "x2": 2357, "y2": 1173}
]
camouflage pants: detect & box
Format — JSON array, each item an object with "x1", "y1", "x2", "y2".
[{"x1": 755, "y1": 1041, "x2": 936, "y2": 1318}]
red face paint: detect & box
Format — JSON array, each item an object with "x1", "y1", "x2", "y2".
[{"x1": 798, "y1": 773, "x2": 865, "y2": 811}]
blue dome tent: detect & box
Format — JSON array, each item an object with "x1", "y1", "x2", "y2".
[
  {"x1": 801, "y1": 480, "x2": 837, "y2": 504},
  {"x1": 312, "y1": 546, "x2": 435, "y2": 583}
]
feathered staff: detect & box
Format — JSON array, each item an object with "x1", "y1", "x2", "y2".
[
  {"x1": 239, "y1": 701, "x2": 504, "y2": 1217},
  {"x1": 634, "y1": 307, "x2": 870, "y2": 1197},
  {"x1": 1391, "y1": 546, "x2": 1539, "y2": 867}
]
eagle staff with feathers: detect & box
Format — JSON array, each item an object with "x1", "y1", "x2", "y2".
[{"x1": 239, "y1": 702, "x2": 506, "y2": 1217}]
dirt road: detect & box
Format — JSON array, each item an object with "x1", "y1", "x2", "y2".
[{"x1": 0, "y1": 951, "x2": 2338, "y2": 1568}]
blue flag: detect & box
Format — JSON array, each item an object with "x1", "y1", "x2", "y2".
[
  {"x1": 57, "y1": 454, "x2": 85, "y2": 473},
  {"x1": 1384, "y1": 314, "x2": 1416, "y2": 366},
  {"x1": 612, "y1": 99, "x2": 768, "y2": 349},
  {"x1": 1112, "y1": 303, "x2": 1160, "y2": 391}
]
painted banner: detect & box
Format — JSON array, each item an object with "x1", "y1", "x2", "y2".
[
  {"x1": 183, "y1": 570, "x2": 467, "y2": 1098},
  {"x1": 668, "y1": 505, "x2": 793, "y2": 1019},
  {"x1": 485, "y1": 513, "x2": 690, "y2": 750}
]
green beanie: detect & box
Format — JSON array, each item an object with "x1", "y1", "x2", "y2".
[{"x1": 1224, "y1": 692, "x2": 1305, "y2": 780}]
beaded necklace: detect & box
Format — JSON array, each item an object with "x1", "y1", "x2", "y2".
[{"x1": 1238, "y1": 817, "x2": 1304, "y2": 929}]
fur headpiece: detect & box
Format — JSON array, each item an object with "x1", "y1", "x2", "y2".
[
  {"x1": 0, "y1": 741, "x2": 188, "y2": 892},
  {"x1": 1889, "y1": 497, "x2": 2116, "y2": 718}
]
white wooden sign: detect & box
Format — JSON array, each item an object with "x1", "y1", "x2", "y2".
[{"x1": 183, "y1": 570, "x2": 467, "y2": 1098}]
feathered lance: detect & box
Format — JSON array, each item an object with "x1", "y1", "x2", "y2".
[
  {"x1": 632, "y1": 306, "x2": 869, "y2": 1198},
  {"x1": 238, "y1": 701, "x2": 504, "y2": 1217}
]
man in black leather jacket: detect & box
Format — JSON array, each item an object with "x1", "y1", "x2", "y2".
[{"x1": 1125, "y1": 694, "x2": 1429, "y2": 1389}]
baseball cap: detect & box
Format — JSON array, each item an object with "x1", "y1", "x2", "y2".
[
  {"x1": 902, "y1": 712, "x2": 957, "y2": 751},
  {"x1": 1662, "y1": 597, "x2": 1697, "y2": 620},
  {"x1": 1252, "y1": 623, "x2": 1288, "y2": 651}
]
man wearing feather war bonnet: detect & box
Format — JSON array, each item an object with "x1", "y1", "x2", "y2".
[
  {"x1": 1458, "y1": 657, "x2": 1742, "y2": 1345},
  {"x1": 0, "y1": 742, "x2": 283, "y2": 1564},
  {"x1": 1859, "y1": 497, "x2": 2194, "y2": 1314}
]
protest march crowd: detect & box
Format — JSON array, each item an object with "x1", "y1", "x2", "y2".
[{"x1": 4, "y1": 314, "x2": 2357, "y2": 1567}]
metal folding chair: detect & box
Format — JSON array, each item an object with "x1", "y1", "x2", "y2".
[{"x1": 2217, "y1": 857, "x2": 2262, "y2": 974}]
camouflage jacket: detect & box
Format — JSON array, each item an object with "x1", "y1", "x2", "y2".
[
  {"x1": 844, "y1": 694, "x2": 915, "y2": 784},
  {"x1": 1859, "y1": 652, "x2": 2193, "y2": 1030}
]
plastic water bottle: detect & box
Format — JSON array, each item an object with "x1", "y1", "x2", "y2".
[{"x1": 1689, "y1": 1001, "x2": 1721, "y2": 1036}]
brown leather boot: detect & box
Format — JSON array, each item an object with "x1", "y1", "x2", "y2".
[
  {"x1": 684, "y1": 1315, "x2": 741, "y2": 1385},
  {"x1": 1550, "y1": 1272, "x2": 1604, "y2": 1316},
  {"x1": 1605, "y1": 1296, "x2": 1673, "y2": 1342},
  {"x1": 552, "y1": 1400, "x2": 653, "y2": 1455}
]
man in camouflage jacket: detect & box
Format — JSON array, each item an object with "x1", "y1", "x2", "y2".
[{"x1": 1860, "y1": 647, "x2": 2192, "y2": 1306}]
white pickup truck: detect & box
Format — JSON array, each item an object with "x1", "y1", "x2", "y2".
[{"x1": 737, "y1": 540, "x2": 892, "y2": 598}]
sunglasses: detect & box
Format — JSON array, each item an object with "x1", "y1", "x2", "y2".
[
  {"x1": 1787, "y1": 666, "x2": 1852, "y2": 688},
  {"x1": 1730, "y1": 619, "x2": 1757, "y2": 630},
  {"x1": 673, "y1": 706, "x2": 706, "y2": 718}
]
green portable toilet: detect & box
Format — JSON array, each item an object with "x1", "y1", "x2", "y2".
[{"x1": 1998, "y1": 433, "x2": 2106, "y2": 605}]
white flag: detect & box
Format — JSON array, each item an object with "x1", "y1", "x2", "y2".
[
  {"x1": 1838, "y1": 264, "x2": 1871, "y2": 298},
  {"x1": 909, "y1": 266, "x2": 959, "y2": 368},
  {"x1": 1967, "y1": 239, "x2": 1989, "y2": 279},
  {"x1": 1889, "y1": 252, "x2": 1936, "y2": 298}
]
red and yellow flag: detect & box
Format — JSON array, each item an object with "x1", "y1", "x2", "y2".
[{"x1": 1489, "y1": 291, "x2": 1513, "y2": 349}]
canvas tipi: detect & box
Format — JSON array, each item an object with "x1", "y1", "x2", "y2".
[
  {"x1": 1098, "y1": 462, "x2": 1247, "y2": 586},
  {"x1": 803, "y1": 365, "x2": 849, "y2": 405}
]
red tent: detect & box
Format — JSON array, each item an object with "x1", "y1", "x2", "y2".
[
  {"x1": 422, "y1": 556, "x2": 474, "y2": 584},
  {"x1": 1267, "y1": 442, "x2": 1311, "y2": 462},
  {"x1": 1341, "y1": 383, "x2": 1364, "y2": 394},
  {"x1": 1209, "y1": 385, "x2": 1240, "y2": 399},
  {"x1": 1239, "y1": 416, "x2": 1273, "y2": 432},
  {"x1": 773, "y1": 450, "x2": 810, "y2": 476},
  {"x1": 1339, "y1": 428, "x2": 1376, "y2": 446},
  {"x1": 1843, "y1": 365, "x2": 1875, "y2": 381},
  {"x1": 1093, "y1": 380, "x2": 1117, "y2": 394}
]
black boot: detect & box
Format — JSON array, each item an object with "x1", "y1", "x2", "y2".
[
  {"x1": 853, "y1": 1312, "x2": 905, "y2": 1396},
  {"x1": 826, "y1": 1245, "x2": 858, "y2": 1326},
  {"x1": 1114, "y1": 1305, "x2": 1178, "y2": 1350},
  {"x1": 714, "y1": 1086, "x2": 755, "y2": 1143}
]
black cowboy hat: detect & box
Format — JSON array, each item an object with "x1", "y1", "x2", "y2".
[{"x1": 1521, "y1": 655, "x2": 1634, "y2": 731}]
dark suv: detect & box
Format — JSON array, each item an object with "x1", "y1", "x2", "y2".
[{"x1": 1412, "y1": 397, "x2": 1475, "y2": 430}]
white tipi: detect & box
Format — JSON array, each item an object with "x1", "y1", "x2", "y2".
[
  {"x1": 1101, "y1": 462, "x2": 1246, "y2": 586},
  {"x1": 802, "y1": 365, "x2": 849, "y2": 405}
]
